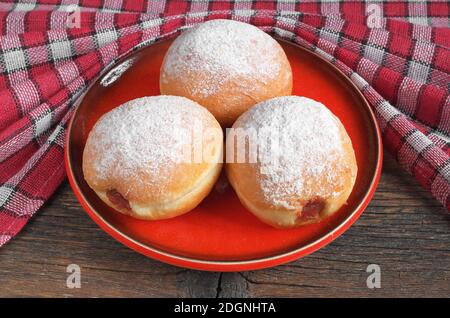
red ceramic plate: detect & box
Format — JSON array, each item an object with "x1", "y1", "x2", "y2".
[{"x1": 65, "y1": 38, "x2": 382, "y2": 271}]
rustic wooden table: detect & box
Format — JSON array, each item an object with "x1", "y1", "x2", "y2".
[{"x1": 0, "y1": 154, "x2": 449, "y2": 297}]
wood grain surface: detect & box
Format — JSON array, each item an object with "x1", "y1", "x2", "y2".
[{"x1": 0, "y1": 154, "x2": 449, "y2": 297}]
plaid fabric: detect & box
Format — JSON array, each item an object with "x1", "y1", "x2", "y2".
[{"x1": 0, "y1": 1, "x2": 449, "y2": 247}]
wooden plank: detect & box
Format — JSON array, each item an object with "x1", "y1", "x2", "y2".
[{"x1": 0, "y1": 154, "x2": 448, "y2": 297}]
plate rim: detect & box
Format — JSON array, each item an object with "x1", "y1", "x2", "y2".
[{"x1": 65, "y1": 37, "x2": 383, "y2": 272}]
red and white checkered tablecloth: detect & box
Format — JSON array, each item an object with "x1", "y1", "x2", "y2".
[{"x1": 0, "y1": 1, "x2": 449, "y2": 247}]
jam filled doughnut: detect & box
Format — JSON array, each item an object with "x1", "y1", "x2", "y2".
[
  {"x1": 83, "y1": 96, "x2": 223, "y2": 220},
  {"x1": 226, "y1": 96, "x2": 357, "y2": 228},
  {"x1": 160, "y1": 19, "x2": 293, "y2": 127}
]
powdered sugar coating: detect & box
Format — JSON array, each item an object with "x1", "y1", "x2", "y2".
[
  {"x1": 234, "y1": 96, "x2": 347, "y2": 209},
  {"x1": 161, "y1": 19, "x2": 282, "y2": 98},
  {"x1": 84, "y1": 96, "x2": 209, "y2": 189}
]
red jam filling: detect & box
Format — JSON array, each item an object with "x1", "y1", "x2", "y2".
[
  {"x1": 106, "y1": 189, "x2": 131, "y2": 211},
  {"x1": 297, "y1": 198, "x2": 325, "y2": 221}
]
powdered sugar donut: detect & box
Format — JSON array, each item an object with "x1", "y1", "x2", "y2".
[
  {"x1": 83, "y1": 96, "x2": 223, "y2": 220},
  {"x1": 226, "y1": 96, "x2": 357, "y2": 228},
  {"x1": 160, "y1": 19, "x2": 293, "y2": 127}
]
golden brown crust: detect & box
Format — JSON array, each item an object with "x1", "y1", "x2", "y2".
[
  {"x1": 92, "y1": 160, "x2": 223, "y2": 220},
  {"x1": 160, "y1": 65, "x2": 293, "y2": 128},
  {"x1": 82, "y1": 96, "x2": 223, "y2": 220},
  {"x1": 226, "y1": 99, "x2": 357, "y2": 228},
  {"x1": 159, "y1": 20, "x2": 293, "y2": 127}
]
